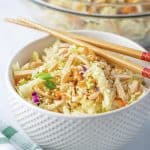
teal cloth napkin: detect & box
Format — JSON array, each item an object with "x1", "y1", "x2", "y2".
[{"x1": 0, "y1": 120, "x2": 43, "y2": 150}]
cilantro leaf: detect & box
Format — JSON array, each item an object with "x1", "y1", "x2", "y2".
[
  {"x1": 34, "y1": 72, "x2": 53, "y2": 80},
  {"x1": 45, "y1": 80, "x2": 56, "y2": 90}
]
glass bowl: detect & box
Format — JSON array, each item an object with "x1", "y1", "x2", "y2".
[{"x1": 22, "y1": 0, "x2": 150, "y2": 47}]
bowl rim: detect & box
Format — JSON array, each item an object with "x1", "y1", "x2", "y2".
[
  {"x1": 44, "y1": 0, "x2": 150, "y2": 5},
  {"x1": 31, "y1": 0, "x2": 150, "y2": 18},
  {"x1": 6, "y1": 30, "x2": 150, "y2": 119}
]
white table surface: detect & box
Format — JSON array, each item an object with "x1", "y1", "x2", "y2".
[{"x1": 0, "y1": 0, "x2": 150, "y2": 150}]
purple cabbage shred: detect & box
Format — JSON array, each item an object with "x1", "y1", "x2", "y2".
[
  {"x1": 82, "y1": 65, "x2": 88, "y2": 72},
  {"x1": 32, "y1": 92, "x2": 40, "y2": 104}
]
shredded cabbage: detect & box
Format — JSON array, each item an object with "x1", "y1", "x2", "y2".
[
  {"x1": 13, "y1": 40, "x2": 147, "y2": 114},
  {"x1": 18, "y1": 79, "x2": 42, "y2": 98},
  {"x1": 86, "y1": 63, "x2": 112, "y2": 111}
]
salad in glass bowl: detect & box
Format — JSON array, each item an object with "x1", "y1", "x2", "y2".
[{"x1": 22, "y1": 0, "x2": 150, "y2": 47}]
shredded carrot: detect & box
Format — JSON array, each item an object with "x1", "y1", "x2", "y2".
[
  {"x1": 78, "y1": 81, "x2": 86, "y2": 88},
  {"x1": 54, "y1": 91, "x2": 67, "y2": 100},
  {"x1": 116, "y1": 99, "x2": 127, "y2": 107},
  {"x1": 119, "y1": 6, "x2": 137, "y2": 14},
  {"x1": 83, "y1": 47, "x2": 89, "y2": 55},
  {"x1": 54, "y1": 91, "x2": 62, "y2": 99}
]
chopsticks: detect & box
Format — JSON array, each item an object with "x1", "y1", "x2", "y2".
[
  {"x1": 59, "y1": 31, "x2": 150, "y2": 62},
  {"x1": 5, "y1": 18, "x2": 150, "y2": 79},
  {"x1": 8, "y1": 18, "x2": 150, "y2": 62}
]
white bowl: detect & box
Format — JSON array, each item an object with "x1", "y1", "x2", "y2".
[{"x1": 7, "y1": 31, "x2": 150, "y2": 150}]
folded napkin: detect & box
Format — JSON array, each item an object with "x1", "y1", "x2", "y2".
[
  {"x1": 0, "y1": 120, "x2": 43, "y2": 150},
  {"x1": 0, "y1": 132, "x2": 16, "y2": 150}
]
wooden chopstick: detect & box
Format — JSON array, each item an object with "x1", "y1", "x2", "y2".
[
  {"x1": 59, "y1": 31, "x2": 150, "y2": 62},
  {"x1": 16, "y1": 19, "x2": 149, "y2": 62},
  {"x1": 5, "y1": 18, "x2": 150, "y2": 79},
  {"x1": 7, "y1": 18, "x2": 150, "y2": 62}
]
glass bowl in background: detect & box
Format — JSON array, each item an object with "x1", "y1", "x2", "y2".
[{"x1": 22, "y1": 0, "x2": 150, "y2": 47}]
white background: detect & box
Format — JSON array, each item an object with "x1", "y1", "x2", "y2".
[{"x1": 0, "y1": 0, "x2": 150, "y2": 149}]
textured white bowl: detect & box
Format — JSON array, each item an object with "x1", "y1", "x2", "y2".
[{"x1": 7, "y1": 31, "x2": 150, "y2": 150}]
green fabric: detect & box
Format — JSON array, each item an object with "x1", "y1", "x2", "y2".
[
  {"x1": 0, "y1": 121, "x2": 43, "y2": 150},
  {"x1": 2, "y1": 126, "x2": 17, "y2": 139}
]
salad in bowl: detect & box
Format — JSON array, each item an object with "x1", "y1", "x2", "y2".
[{"x1": 13, "y1": 38, "x2": 148, "y2": 114}]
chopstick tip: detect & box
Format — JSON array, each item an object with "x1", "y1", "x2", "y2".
[
  {"x1": 141, "y1": 52, "x2": 150, "y2": 62},
  {"x1": 142, "y1": 68, "x2": 150, "y2": 79},
  {"x1": 4, "y1": 17, "x2": 16, "y2": 23},
  {"x1": 4, "y1": 18, "x2": 11, "y2": 22}
]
